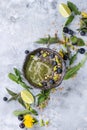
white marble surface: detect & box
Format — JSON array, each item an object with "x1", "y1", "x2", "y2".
[{"x1": 0, "y1": 0, "x2": 87, "y2": 130}]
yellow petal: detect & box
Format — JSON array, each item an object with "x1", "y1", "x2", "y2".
[
  {"x1": 24, "y1": 120, "x2": 33, "y2": 128},
  {"x1": 81, "y1": 12, "x2": 87, "y2": 18},
  {"x1": 23, "y1": 114, "x2": 34, "y2": 128},
  {"x1": 24, "y1": 114, "x2": 33, "y2": 121}
]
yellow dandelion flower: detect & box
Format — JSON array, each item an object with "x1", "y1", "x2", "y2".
[{"x1": 23, "y1": 114, "x2": 35, "y2": 128}]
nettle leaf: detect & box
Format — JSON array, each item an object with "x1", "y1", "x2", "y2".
[
  {"x1": 8, "y1": 95, "x2": 19, "y2": 102},
  {"x1": 77, "y1": 38, "x2": 85, "y2": 46},
  {"x1": 81, "y1": 18, "x2": 87, "y2": 24},
  {"x1": 18, "y1": 81, "x2": 32, "y2": 89},
  {"x1": 77, "y1": 28, "x2": 87, "y2": 33},
  {"x1": 8, "y1": 69, "x2": 32, "y2": 90},
  {"x1": 36, "y1": 37, "x2": 58, "y2": 44},
  {"x1": 70, "y1": 52, "x2": 78, "y2": 65},
  {"x1": 70, "y1": 36, "x2": 85, "y2": 46},
  {"x1": 18, "y1": 97, "x2": 25, "y2": 108},
  {"x1": 70, "y1": 36, "x2": 78, "y2": 43},
  {"x1": 6, "y1": 88, "x2": 18, "y2": 96},
  {"x1": 80, "y1": 28, "x2": 87, "y2": 33},
  {"x1": 67, "y1": 1, "x2": 81, "y2": 15},
  {"x1": 36, "y1": 38, "x2": 49, "y2": 44},
  {"x1": 64, "y1": 53, "x2": 87, "y2": 80},
  {"x1": 8, "y1": 73, "x2": 18, "y2": 83},
  {"x1": 65, "y1": 15, "x2": 74, "y2": 26},
  {"x1": 29, "y1": 107, "x2": 38, "y2": 116},
  {"x1": 13, "y1": 109, "x2": 31, "y2": 116},
  {"x1": 38, "y1": 96, "x2": 46, "y2": 106},
  {"x1": 14, "y1": 68, "x2": 22, "y2": 81},
  {"x1": 37, "y1": 89, "x2": 51, "y2": 106}
]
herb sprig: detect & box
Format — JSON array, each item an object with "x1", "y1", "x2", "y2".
[
  {"x1": 64, "y1": 53, "x2": 87, "y2": 80},
  {"x1": 67, "y1": 1, "x2": 81, "y2": 15},
  {"x1": 37, "y1": 89, "x2": 51, "y2": 109},
  {"x1": 65, "y1": 14, "x2": 74, "y2": 26},
  {"x1": 8, "y1": 68, "x2": 32, "y2": 89}
]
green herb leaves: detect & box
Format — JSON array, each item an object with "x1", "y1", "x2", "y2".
[
  {"x1": 6, "y1": 88, "x2": 18, "y2": 96},
  {"x1": 67, "y1": 1, "x2": 81, "y2": 15},
  {"x1": 37, "y1": 89, "x2": 50, "y2": 108},
  {"x1": 77, "y1": 17, "x2": 87, "y2": 34},
  {"x1": 77, "y1": 38, "x2": 85, "y2": 46},
  {"x1": 36, "y1": 36, "x2": 59, "y2": 44},
  {"x1": 64, "y1": 53, "x2": 87, "y2": 80},
  {"x1": 29, "y1": 107, "x2": 38, "y2": 116},
  {"x1": 13, "y1": 107, "x2": 38, "y2": 116},
  {"x1": 6, "y1": 88, "x2": 19, "y2": 102},
  {"x1": 70, "y1": 36, "x2": 85, "y2": 46},
  {"x1": 8, "y1": 68, "x2": 32, "y2": 89},
  {"x1": 65, "y1": 15, "x2": 74, "y2": 26},
  {"x1": 13, "y1": 109, "x2": 31, "y2": 116},
  {"x1": 8, "y1": 73, "x2": 19, "y2": 83},
  {"x1": 64, "y1": 1, "x2": 81, "y2": 26},
  {"x1": 70, "y1": 52, "x2": 78, "y2": 65}
]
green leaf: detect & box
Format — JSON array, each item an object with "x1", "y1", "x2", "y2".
[
  {"x1": 64, "y1": 53, "x2": 87, "y2": 80},
  {"x1": 6, "y1": 88, "x2": 18, "y2": 96},
  {"x1": 18, "y1": 81, "x2": 32, "y2": 89},
  {"x1": 29, "y1": 107, "x2": 38, "y2": 115},
  {"x1": 8, "y1": 69, "x2": 32, "y2": 90},
  {"x1": 43, "y1": 89, "x2": 50, "y2": 97},
  {"x1": 82, "y1": 18, "x2": 87, "y2": 24},
  {"x1": 14, "y1": 68, "x2": 22, "y2": 81},
  {"x1": 67, "y1": 1, "x2": 81, "y2": 15},
  {"x1": 8, "y1": 73, "x2": 18, "y2": 83},
  {"x1": 77, "y1": 38, "x2": 85, "y2": 46},
  {"x1": 79, "y1": 28, "x2": 87, "y2": 33},
  {"x1": 36, "y1": 37, "x2": 58, "y2": 44},
  {"x1": 70, "y1": 52, "x2": 78, "y2": 65},
  {"x1": 70, "y1": 36, "x2": 78, "y2": 43},
  {"x1": 65, "y1": 15, "x2": 74, "y2": 26},
  {"x1": 38, "y1": 96, "x2": 46, "y2": 105},
  {"x1": 33, "y1": 118, "x2": 38, "y2": 124},
  {"x1": 37, "y1": 89, "x2": 51, "y2": 106},
  {"x1": 70, "y1": 36, "x2": 85, "y2": 46},
  {"x1": 18, "y1": 97, "x2": 25, "y2": 108},
  {"x1": 36, "y1": 38, "x2": 48, "y2": 44},
  {"x1": 80, "y1": 19, "x2": 87, "y2": 27},
  {"x1": 13, "y1": 109, "x2": 31, "y2": 116},
  {"x1": 49, "y1": 37, "x2": 59, "y2": 43},
  {"x1": 45, "y1": 120, "x2": 50, "y2": 126},
  {"x1": 8, "y1": 95, "x2": 19, "y2": 102},
  {"x1": 40, "y1": 119, "x2": 45, "y2": 127}
]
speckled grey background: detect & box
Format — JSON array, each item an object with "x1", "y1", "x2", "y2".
[{"x1": 0, "y1": 0, "x2": 87, "y2": 130}]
